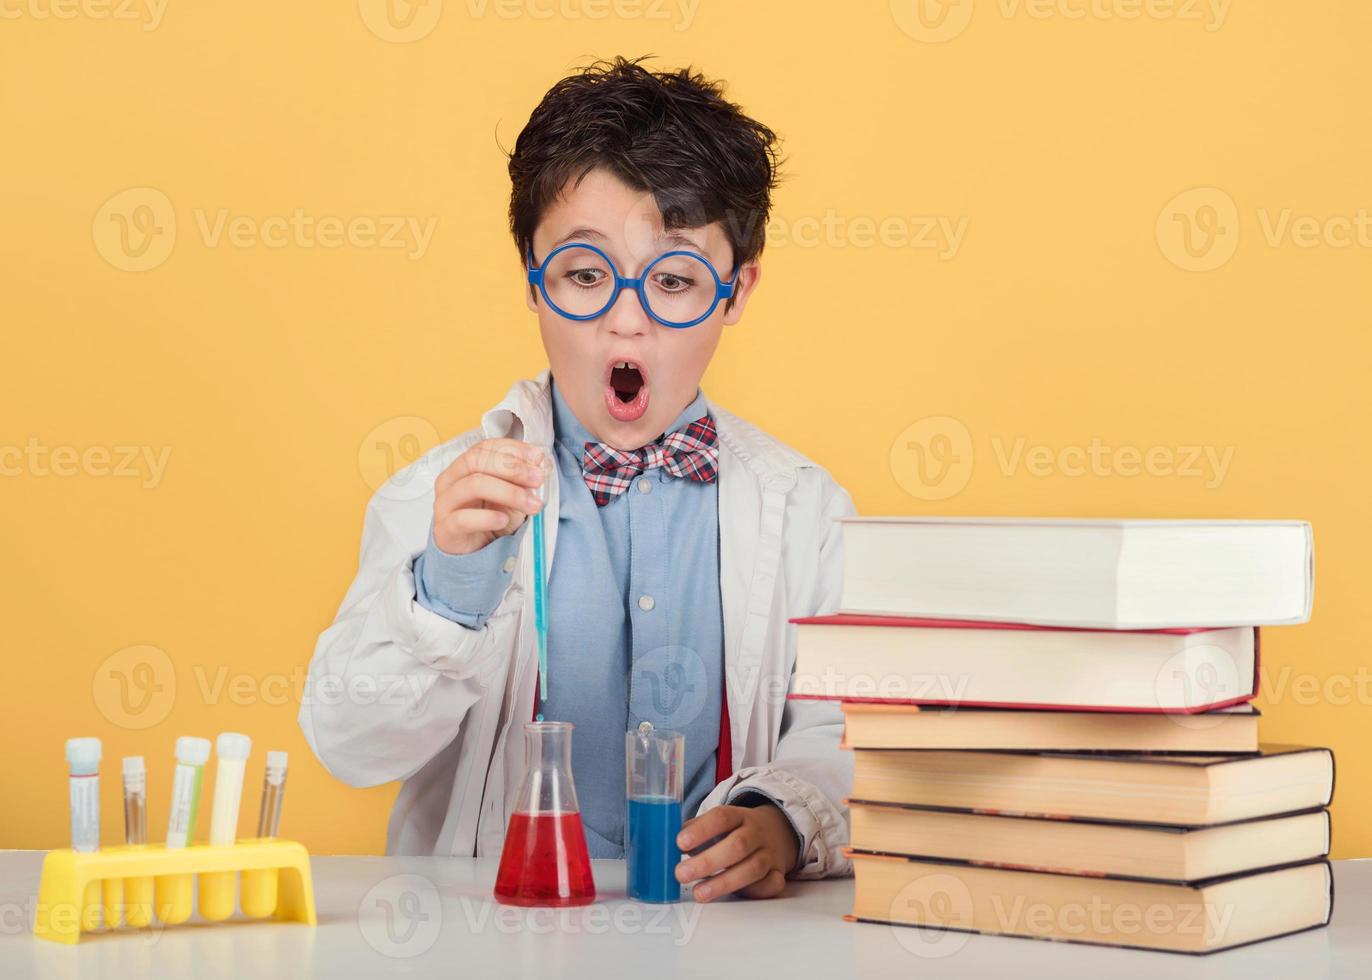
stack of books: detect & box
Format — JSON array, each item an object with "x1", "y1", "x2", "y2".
[{"x1": 793, "y1": 517, "x2": 1334, "y2": 955}]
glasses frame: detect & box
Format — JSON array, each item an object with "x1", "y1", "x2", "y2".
[{"x1": 526, "y1": 242, "x2": 738, "y2": 329}]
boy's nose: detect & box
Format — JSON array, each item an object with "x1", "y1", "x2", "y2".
[{"x1": 603, "y1": 286, "x2": 651, "y2": 338}]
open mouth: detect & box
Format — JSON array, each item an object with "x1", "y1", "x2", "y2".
[{"x1": 604, "y1": 359, "x2": 650, "y2": 423}]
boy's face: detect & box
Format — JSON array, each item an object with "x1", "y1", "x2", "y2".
[{"x1": 527, "y1": 167, "x2": 761, "y2": 451}]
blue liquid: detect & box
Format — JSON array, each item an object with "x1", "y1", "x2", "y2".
[{"x1": 626, "y1": 795, "x2": 682, "y2": 903}]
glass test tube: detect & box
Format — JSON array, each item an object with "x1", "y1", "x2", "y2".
[
  {"x1": 121, "y1": 755, "x2": 154, "y2": 928},
  {"x1": 256, "y1": 751, "x2": 288, "y2": 837},
  {"x1": 240, "y1": 750, "x2": 289, "y2": 919},
  {"x1": 122, "y1": 756, "x2": 147, "y2": 845}
]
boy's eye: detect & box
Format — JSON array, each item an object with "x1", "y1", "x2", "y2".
[
  {"x1": 566, "y1": 267, "x2": 608, "y2": 288},
  {"x1": 653, "y1": 272, "x2": 695, "y2": 292}
]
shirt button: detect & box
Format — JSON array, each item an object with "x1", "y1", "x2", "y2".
[
  {"x1": 637, "y1": 594, "x2": 655, "y2": 612},
  {"x1": 637, "y1": 478, "x2": 653, "y2": 494},
  {"x1": 502, "y1": 555, "x2": 517, "y2": 573}
]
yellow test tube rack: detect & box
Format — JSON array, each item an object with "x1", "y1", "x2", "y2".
[{"x1": 33, "y1": 838, "x2": 316, "y2": 944}]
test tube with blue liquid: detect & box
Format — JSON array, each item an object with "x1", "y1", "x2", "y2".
[
  {"x1": 625, "y1": 722, "x2": 684, "y2": 903},
  {"x1": 530, "y1": 448, "x2": 551, "y2": 721}
]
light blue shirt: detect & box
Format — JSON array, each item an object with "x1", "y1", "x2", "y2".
[{"x1": 415, "y1": 377, "x2": 725, "y2": 858}]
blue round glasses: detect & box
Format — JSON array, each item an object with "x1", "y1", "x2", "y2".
[{"x1": 527, "y1": 242, "x2": 737, "y2": 329}]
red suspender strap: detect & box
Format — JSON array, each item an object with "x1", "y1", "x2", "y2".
[{"x1": 715, "y1": 682, "x2": 733, "y2": 782}]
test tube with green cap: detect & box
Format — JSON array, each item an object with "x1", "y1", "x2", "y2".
[
  {"x1": 157, "y1": 736, "x2": 209, "y2": 924},
  {"x1": 165, "y1": 736, "x2": 210, "y2": 848}
]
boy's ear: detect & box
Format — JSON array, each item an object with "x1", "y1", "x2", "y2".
[
  {"x1": 525, "y1": 283, "x2": 539, "y2": 315},
  {"x1": 721, "y1": 259, "x2": 762, "y2": 326}
]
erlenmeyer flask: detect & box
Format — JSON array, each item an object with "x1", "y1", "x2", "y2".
[{"x1": 493, "y1": 721, "x2": 597, "y2": 907}]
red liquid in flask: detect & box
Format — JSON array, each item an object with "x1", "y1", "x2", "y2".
[{"x1": 493, "y1": 811, "x2": 597, "y2": 907}]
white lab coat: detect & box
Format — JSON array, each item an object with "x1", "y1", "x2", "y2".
[{"x1": 299, "y1": 370, "x2": 856, "y2": 878}]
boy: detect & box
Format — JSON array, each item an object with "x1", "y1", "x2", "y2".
[{"x1": 300, "y1": 57, "x2": 855, "y2": 902}]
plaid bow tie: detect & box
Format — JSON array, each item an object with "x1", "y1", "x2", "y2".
[{"x1": 581, "y1": 416, "x2": 719, "y2": 506}]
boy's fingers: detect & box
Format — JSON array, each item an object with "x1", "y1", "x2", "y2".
[
  {"x1": 437, "y1": 472, "x2": 543, "y2": 518},
  {"x1": 432, "y1": 473, "x2": 523, "y2": 526},
  {"x1": 439, "y1": 508, "x2": 511, "y2": 537},
  {"x1": 677, "y1": 806, "x2": 745, "y2": 855},
  {"x1": 739, "y1": 869, "x2": 786, "y2": 899},
  {"x1": 437, "y1": 440, "x2": 546, "y2": 493},
  {"x1": 676, "y1": 823, "x2": 757, "y2": 882},
  {"x1": 691, "y1": 850, "x2": 770, "y2": 903}
]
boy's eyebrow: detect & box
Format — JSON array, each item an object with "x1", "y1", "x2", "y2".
[
  {"x1": 660, "y1": 231, "x2": 706, "y2": 251},
  {"x1": 554, "y1": 227, "x2": 608, "y2": 247},
  {"x1": 552, "y1": 227, "x2": 707, "y2": 252}
]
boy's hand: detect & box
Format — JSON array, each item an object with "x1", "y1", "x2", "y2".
[
  {"x1": 674, "y1": 803, "x2": 799, "y2": 902},
  {"x1": 432, "y1": 439, "x2": 546, "y2": 555}
]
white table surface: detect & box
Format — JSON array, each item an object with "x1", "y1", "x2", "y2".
[{"x1": 1, "y1": 852, "x2": 1368, "y2": 978}]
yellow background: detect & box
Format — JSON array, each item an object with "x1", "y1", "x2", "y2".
[{"x1": 2, "y1": 2, "x2": 1369, "y2": 856}]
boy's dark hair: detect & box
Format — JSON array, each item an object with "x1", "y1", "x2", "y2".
[{"x1": 507, "y1": 56, "x2": 782, "y2": 284}]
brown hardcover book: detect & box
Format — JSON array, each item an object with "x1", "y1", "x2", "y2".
[
  {"x1": 848, "y1": 852, "x2": 1333, "y2": 954},
  {"x1": 850, "y1": 744, "x2": 1334, "y2": 826},
  {"x1": 848, "y1": 802, "x2": 1330, "y2": 881}
]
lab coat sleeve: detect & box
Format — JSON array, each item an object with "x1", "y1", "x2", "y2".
[
  {"x1": 299, "y1": 455, "x2": 522, "y2": 789},
  {"x1": 704, "y1": 479, "x2": 857, "y2": 880},
  {"x1": 415, "y1": 523, "x2": 527, "y2": 629}
]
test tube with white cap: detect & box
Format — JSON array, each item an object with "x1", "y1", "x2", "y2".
[
  {"x1": 121, "y1": 756, "x2": 154, "y2": 927},
  {"x1": 199, "y1": 732, "x2": 252, "y2": 921},
  {"x1": 257, "y1": 751, "x2": 288, "y2": 838},
  {"x1": 65, "y1": 738, "x2": 101, "y2": 853},
  {"x1": 65, "y1": 738, "x2": 103, "y2": 931},
  {"x1": 240, "y1": 750, "x2": 289, "y2": 919},
  {"x1": 122, "y1": 756, "x2": 147, "y2": 845}
]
